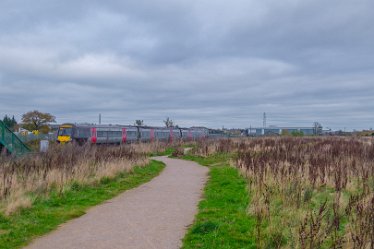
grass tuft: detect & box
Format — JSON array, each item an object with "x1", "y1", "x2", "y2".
[{"x1": 191, "y1": 221, "x2": 219, "y2": 235}]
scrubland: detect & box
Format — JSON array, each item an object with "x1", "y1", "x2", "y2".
[
  {"x1": 0, "y1": 142, "x2": 165, "y2": 215},
  {"x1": 0, "y1": 142, "x2": 167, "y2": 248},
  {"x1": 2, "y1": 137, "x2": 373, "y2": 249},
  {"x1": 183, "y1": 137, "x2": 374, "y2": 249}
]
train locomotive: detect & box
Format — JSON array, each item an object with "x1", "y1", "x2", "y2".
[{"x1": 57, "y1": 124, "x2": 208, "y2": 144}]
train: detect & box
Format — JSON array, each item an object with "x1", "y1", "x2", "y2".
[{"x1": 56, "y1": 123, "x2": 212, "y2": 144}]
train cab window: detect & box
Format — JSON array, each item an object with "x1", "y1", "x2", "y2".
[{"x1": 58, "y1": 128, "x2": 72, "y2": 136}]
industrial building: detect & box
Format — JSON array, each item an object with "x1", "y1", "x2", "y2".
[{"x1": 247, "y1": 125, "x2": 323, "y2": 136}]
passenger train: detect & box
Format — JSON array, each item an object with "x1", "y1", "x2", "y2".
[{"x1": 57, "y1": 123, "x2": 210, "y2": 144}]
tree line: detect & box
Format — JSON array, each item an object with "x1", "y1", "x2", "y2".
[{"x1": 2, "y1": 110, "x2": 55, "y2": 133}]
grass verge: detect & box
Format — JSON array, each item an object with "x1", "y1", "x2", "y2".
[
  {"x1": 0, "y1": 160, "x2": 165, "y2": 249},
  {"x1": 181, "y1": 154, "x2": 256, "y2": 249}
]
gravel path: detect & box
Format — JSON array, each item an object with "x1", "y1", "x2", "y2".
[{"x1": 24, "y1": 156, "x2": 208, "y2": 249}]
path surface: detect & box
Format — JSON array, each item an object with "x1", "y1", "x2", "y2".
[{"x1": 25, "y1": 157, "x2": 208, "y2": 249}]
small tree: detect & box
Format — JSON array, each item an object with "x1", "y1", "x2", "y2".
[
  {"x1": 313, "y1": 122, "x2": 323, "y2": 135},
  {"x1": 163, "y1": 117, "x2": 174, "y2": 128},
  {"x1": 291, "y1": 130, "x2": 304, "y2": 137},
  {"x1": 134, "y1": 120, "x2": 144, "y2": 126},
  {"x1": 281, "y1": 129, "x2": 290, "y2": 136},
  {"x1": 22, "y1": 110, "x2": 55, "y2": 132},
  {"x1": 2, "y1": 115, "x2": 17, "y2": 131}
]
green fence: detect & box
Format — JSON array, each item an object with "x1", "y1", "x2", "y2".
[{"x1": 0, "y1": 120, "x2": 31, "y2": 156}]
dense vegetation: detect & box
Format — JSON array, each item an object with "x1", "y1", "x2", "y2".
[
  {"x1": 0, "y1": 143, "x2": 165, "y2": 215},
  {"x1": 181, "y1": 137, "x2": 374, "y2": 249},
  {"x1": 0, "y1": 142, "x2": 169, "y2": 248},
  {"x1": 236, "y1": 138, "x2": 374, "y2": 249},
  {"x1": 2, "y1": 137, "x2": 373, "y2": 249}
]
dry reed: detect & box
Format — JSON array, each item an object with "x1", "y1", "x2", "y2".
[
  {"x1": 187, "y1": 137, "x2": 374, "y2": 249},
  {"x1": 0, "y1": 142, "x2": 166, "y2": 215}
]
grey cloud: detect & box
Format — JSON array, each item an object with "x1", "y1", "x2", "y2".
[{"x1": 0, "y1": 0, "x2": 373, "y2": 130}]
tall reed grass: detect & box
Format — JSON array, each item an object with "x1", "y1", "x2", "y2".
[
  {"x1": 0, "y1": 142, "x2": 165, "y2": 215},
  {"x1": 187, "y1": 137, "x2": 374, "y2": 248}
]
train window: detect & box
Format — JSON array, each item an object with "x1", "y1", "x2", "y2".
[
  {"x1": 127, "y1": 131, "x2": 137, "y2": 137},
  {"x1": 84, "y1": 128, "x2": 91, "y2": 137},
  {"x1": 142, "y1": 131, "x2": 150, "y2": 137},
  {"x1": 156, "y1": 132, "x2": 167, "y2": 137},
  {"x1": 76, "y1": 128, "x2": 90, "y2": 138},
  {"x1": 108, "y1": 131, "x2": 122, "y2": 137},
  {"x1": 97, "y1": 131, "x2": 107, "y2": 137}
]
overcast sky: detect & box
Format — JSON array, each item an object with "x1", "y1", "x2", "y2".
[{"x1": 0, "y1": 0, "x2": 373, "y2": 130}]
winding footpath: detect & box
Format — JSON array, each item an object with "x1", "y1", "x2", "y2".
[{"x1": 24, "y1": 156, "x2": 208, "y2": 249}]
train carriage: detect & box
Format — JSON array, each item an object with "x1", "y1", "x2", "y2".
[
  {"x1": 96, "y1": 126, "x2": 122, "y2": 144},
  {"x1": 180, "y1": 128, "x2": 191, "y2": 141},
  {"x1": 171, "y1": 128, "x2": 181, "y2": 143},
  {"x1": 123, "y1": 126, "x2": 138, "y2": 143},
  {"x1": 138, "y1": 127, "x2": 155, "y2": 142},
  {"x1": 57, "y1": 123, "x2": 213, "y2": 145},
  {"x1": 190, "y1": 128, "x2": 207, "y2": 140},
  {"x1": 153, "y1": 128, "x2": 171, "y2": 142},
  {"x1": 58, "y1": 124, "x2": 130, "y2": 144}
]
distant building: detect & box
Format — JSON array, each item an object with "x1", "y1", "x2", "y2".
[{"x1": 247, "y1": 125, "x2": 323, "y2": 136}]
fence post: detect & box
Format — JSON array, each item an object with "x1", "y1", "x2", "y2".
[
  {"x1": 40, "y1": 140, "x2": 49, "y2": 153},
  {"x1": 12, "y1": 133, "x2": 15, "y2": 153},
  {"x1": 1, "y1": 123, "x2": 4, "y2": 142}
]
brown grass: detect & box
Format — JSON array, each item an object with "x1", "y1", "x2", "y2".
[
  {"x1": 0, "y1": 142, "x2": 167, "y2": 215},
  {"x1": 186, "y1": 137, "x2": 374, "y2": 249}
]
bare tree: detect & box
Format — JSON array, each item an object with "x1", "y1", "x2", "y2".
[
  {"x1": 313, "y1": 122, "x2": 323, "y2": 135},
  {"x1": 163, "y1": 117, "x2": 174, "y2": 128},
  {"x1": 135, "y1": 120, "x2": 144, "y2": 126}
]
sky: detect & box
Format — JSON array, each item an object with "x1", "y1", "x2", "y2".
[{"x1": 0, "y1": 0, "x2": 373, "y2": 130}]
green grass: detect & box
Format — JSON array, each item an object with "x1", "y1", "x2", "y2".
[
  {"x1": 149, "y1": 147, "x2": 176, "y2": 156},
  {"x1": 0, "y1": 160, "x2": 165, "y2": 249},
  {"x1": 181, "y1": 154, "x2": 256, "y2": 249}
]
